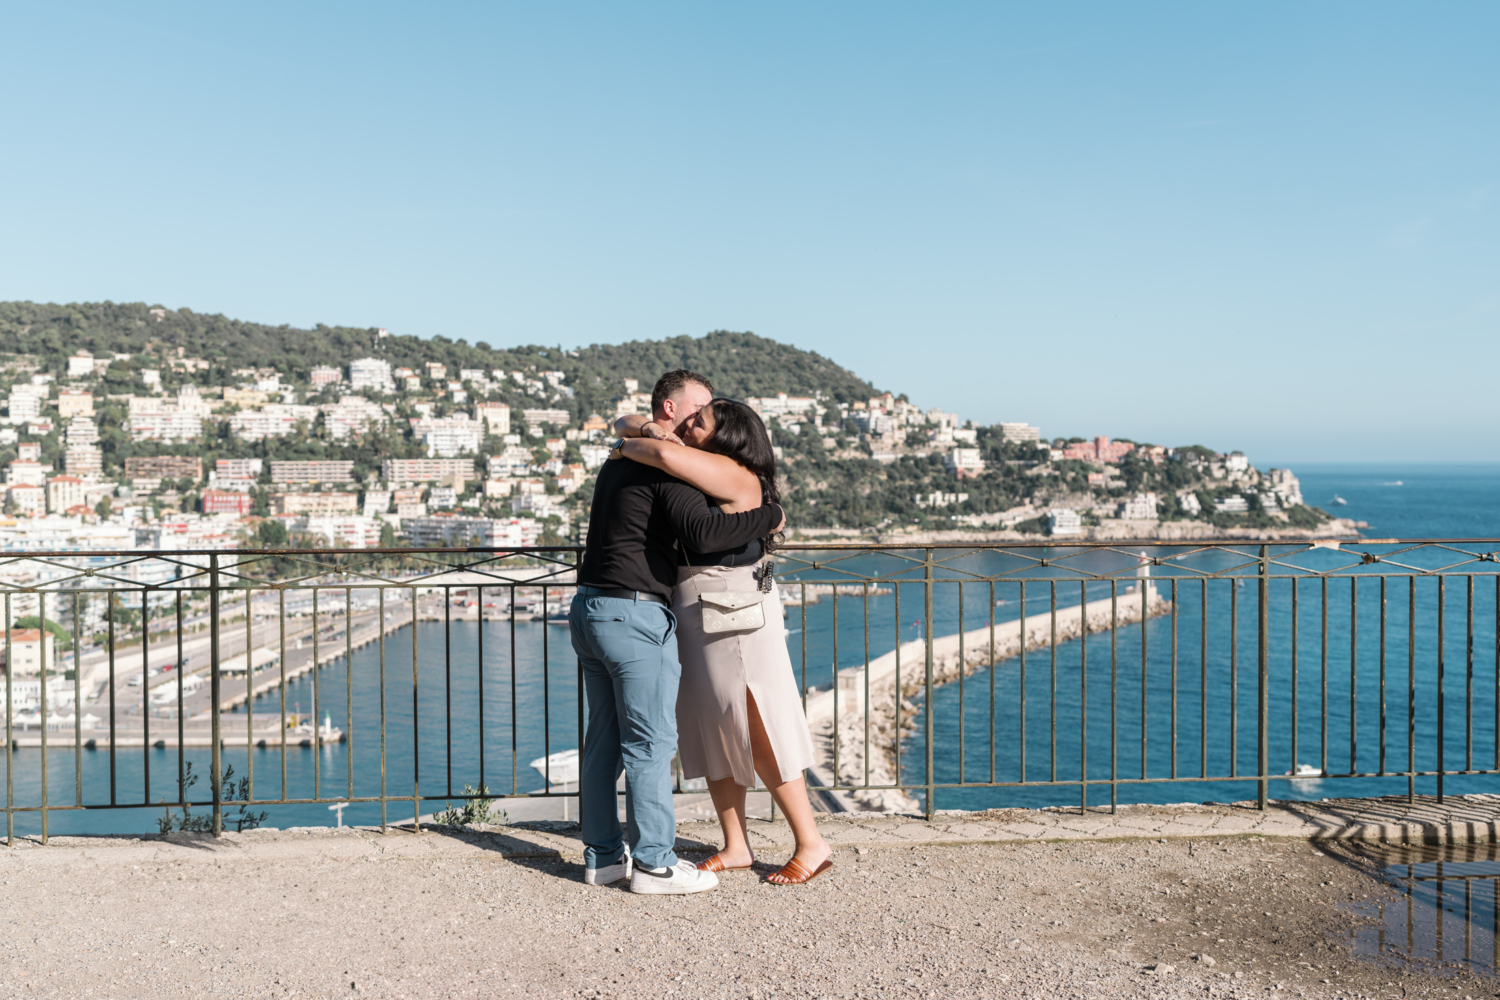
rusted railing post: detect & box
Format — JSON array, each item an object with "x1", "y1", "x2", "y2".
[
  {"x1": 1257, "y1": 544, "x2": 1269, "y2": 810},
  {"x1": 210, "y1": 553, "x2": 223, "y2": 837},
  {"x1": 924, "y1": 548, "x2": 935, "y2": 820}
]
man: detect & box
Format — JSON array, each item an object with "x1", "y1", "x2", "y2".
[{"x1": 570, "y1": 369, "x2": 784, "y2": 895}]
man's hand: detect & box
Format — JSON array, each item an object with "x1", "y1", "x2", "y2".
[{"x1": 641, "y1": 420, "x2": 684, "y2": 445}]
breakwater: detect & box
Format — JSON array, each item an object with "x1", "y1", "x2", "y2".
[{"x1": 802, "y1": 581, "x2": 1170, "y2": 812}]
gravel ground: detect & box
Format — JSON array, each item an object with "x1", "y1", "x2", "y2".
[{"x1": 0, "y1": 825, "x2": 1492, "y2": 999}]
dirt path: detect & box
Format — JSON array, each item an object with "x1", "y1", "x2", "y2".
[{"x1": 0, "y1": 822, "x2": 1485, "y2": 999}]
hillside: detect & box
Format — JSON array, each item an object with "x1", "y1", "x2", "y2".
[
  {"x1": 0, "y1": 301, "x2": 877, "y2": 418},
  {"x1": 0, "y1": 300, "x2": 1326, "y2": 538}
]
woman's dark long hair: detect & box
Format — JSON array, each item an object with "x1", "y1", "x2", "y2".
[{"x1": 701, "y1": 397, "x2": 782, "y2": 553}]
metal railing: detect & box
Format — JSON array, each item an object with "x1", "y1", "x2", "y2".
[{"x1": 1, "y1": 538, "x2": 1497, "y2": 840}]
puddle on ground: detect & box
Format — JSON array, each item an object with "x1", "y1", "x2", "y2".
[{"x1": 1338, "y1": 841, "x2": 1500, "y2": 977}]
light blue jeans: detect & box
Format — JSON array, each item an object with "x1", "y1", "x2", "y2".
[{"x1": 569, "y1": 593, "x2": 681, "y2": 871}]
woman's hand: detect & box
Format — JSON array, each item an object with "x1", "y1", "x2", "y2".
[
  {"x1": 641, "y1": 420, "x2": 683, "y2": 445},
  {"x1": 613, "y1": 413, "x2": 683, "y2": 444}
]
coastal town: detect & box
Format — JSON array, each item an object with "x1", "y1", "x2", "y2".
[{"x1": 0, "y1": 327, "x2": 1335, "y2": 562}]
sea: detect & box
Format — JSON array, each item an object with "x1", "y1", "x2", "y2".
[{"x1": 3, "y1": 463, "x2": 1497, "y2": 834}]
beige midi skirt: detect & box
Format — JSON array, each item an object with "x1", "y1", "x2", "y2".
[{"x1": 673, "y1": 564, "x2": 816, "y2": 787}]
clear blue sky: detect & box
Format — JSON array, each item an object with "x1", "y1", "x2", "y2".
[{"x1": 2, "y1": 3, "x2": 1495, "y2": 463}]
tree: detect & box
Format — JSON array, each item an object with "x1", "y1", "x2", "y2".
[
  {"x1": 10, "y1": 616, "x2": 72, "y2": 650},
  {"x1": 257, "y1": 519, "x2": 288, "y2": 547}
]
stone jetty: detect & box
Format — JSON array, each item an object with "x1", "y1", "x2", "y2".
[{"x1": 803, "y1": 580, "x2": 1170, "y2": 812}]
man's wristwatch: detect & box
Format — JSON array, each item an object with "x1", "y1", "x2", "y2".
[{"x1": 610, "y1": 438, "x2": 625, "y2": 458}]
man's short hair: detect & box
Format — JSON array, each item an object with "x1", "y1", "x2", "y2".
[{"x1": 651, "y1": 369, "x2": 715, "y2": 414}]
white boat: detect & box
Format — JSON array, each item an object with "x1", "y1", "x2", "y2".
[
  {"x1": 1285, "y1": 763, "x2": 1324, "y2": 787},
  {"x1": 529, "y1": 748, "x2": 579, "y2": 786},
  {"x1": 1329, "y1": 495, "x2": 1347, "y2": 506}
]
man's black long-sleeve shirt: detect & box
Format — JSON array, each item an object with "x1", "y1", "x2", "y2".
[{"x1": 578, "y1": 459, "x2": 782, "y2": 598}]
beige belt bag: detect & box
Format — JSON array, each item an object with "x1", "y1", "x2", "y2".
[{"x1": 698, "y1": 590, "x2": 766, "y2": 634}]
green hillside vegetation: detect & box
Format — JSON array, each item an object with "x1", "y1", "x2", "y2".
[{"x1": 0, "y1": 301, "x2": 874, "y2": 416}]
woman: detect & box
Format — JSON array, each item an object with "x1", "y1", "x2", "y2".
[{"x1": 612, "y1": 398, "x2": 832, "y2": 885}]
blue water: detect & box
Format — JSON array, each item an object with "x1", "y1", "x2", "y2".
[
  {"x1": 3, "y1": 463, "x2": 1497, "y2": 833},
  {"x1": 899, "y1": 463, "x2": 1500, "y2": 810}
]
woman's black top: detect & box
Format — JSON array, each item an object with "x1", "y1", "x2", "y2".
[{"x1": 682, "y1": 506, "x2": 765, "y2": 567}]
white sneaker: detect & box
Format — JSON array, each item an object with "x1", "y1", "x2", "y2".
[
  {"x1": 629, "y1": 859, "x2": 720, "y2": 895},
  {"x1": 584, "y1": 851, "x2": 632, "y2": 886}
]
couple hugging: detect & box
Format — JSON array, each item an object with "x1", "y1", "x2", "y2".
[{"x1": 569, "y1": 369, "x2": 832, "y2": 895}]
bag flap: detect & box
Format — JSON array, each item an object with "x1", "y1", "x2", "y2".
[{"x1": 700, "y1": 592, "x2": 763, "y2": 612}]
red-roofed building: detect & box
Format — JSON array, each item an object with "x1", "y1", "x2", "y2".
[
  {"x1": 201, "y1": 490, "x2": 253, "y2": 516},
  {"x1": 1061, "y1": 436, "x2": 1136, "y2": 465}
]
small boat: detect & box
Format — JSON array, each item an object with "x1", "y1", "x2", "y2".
[
  {"x1": 529, "y1": 748, "x2": 579, "y2": 786},
  {"x1": 1285, "y1": 763, "x2": 1323, "y2": 786},
  {"x1": 1329, "y1": 495, "x2": 1347, "y2": 506}
]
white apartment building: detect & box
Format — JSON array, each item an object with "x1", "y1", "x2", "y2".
[
  {"x1": 1118, "y1": 493, "x2": 1160, "y2": 520},
  {"x1": 361, "y1": 491, "x2": 391, "y2": 517},
  {"x1": 998, "y1": 422, "x2": 1042, "y2": 443},
  {"x1": 6, "y1": 484, "x2": 45, "y2": 516},
  {"x1": 126, "y1": 386, "x2": 210, "y2": 443},
  {"x1": 46, "y1": 475, "x2": 85, "y2": 514},
  {"x1": 1266, "y1": 468, "x2": 1304, "y2": 507},
  {"x1": 66, "y1": 416, "x2": 99, "y2": 446},
  {"x1": 578, "y1": 444, "x2": 612, "y2": 470},
  {"x1": 414, "y1": 415, "x2": 482, "y2": 457},
  {"x1": 926, "y1": 408, "x2": 960, "y2": 429},
  {"x1": 270, "y1": 460, "x2": 355, "y2": 484},
  {"x1": 1215, "y1": 495, "x2": 1250, "y2": 513},
  {"x1": 944, "y1": 447, "x2": 985, "y2": 478},
  {"x1": 487, "y1": 446, "x2": 534, "y2": 478},
  {"x1": 1, "y1": 629, "x2": 60, "y2": 676},
  {"x1": 67, "y1": 351, "x2": 98, "y2": 378},
  {"x1": 474, "y1": 402, "x2": 511, "y2": 436},
  {"x1": 1048, "y1": 509, "x2": 1083, "y2": 536},
  {"x1": 286, "y1": 514, "x2": 380, "y2": 549},
  {"x1": 382, "y1": 458, "x2": 476, "y2": 483},
  {"x1": 747, "y1": 394, "x2": 818, "y2": 420},
  {"x1": 213, "y1": 458, "x2": 261, "y2": 491},
  {"x1": 63, "y1": 445, "x2": 102, "y2": 478},
  {"x1": 5, "y1": 460, "x2": 47, "y2": 486},
  {"x1": 322, "y1": 395, "x2": 388, "y2": 440},
  {"x1": 6, "y1": 385, "x2": 46, "y2": 422},
  {"x1": 229, "y1": 404, "x2": 319, "y2": 441},
  {"x1": 348, "y1": 358, "x2": 395, "y2": 393},
  {"x1": 914, "y1": 492, "x2": 969, "y2": 508},
  {"x1": 521, "y1": 408, "x2": 571, "y2": 429},
  {"x1": 407, "y1": 515, "x2": 541, "y2": 549},
  {"x1": 310, "y1": 365, "x2": 342, "y2": 389},
  {"x1": 1177, "y1": 491, "x2": 1203, "y2": 515}
]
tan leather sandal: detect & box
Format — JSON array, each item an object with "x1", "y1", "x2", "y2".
[
  {"x1": 766, "y1": 856, "x2": 833, "y2": 885},
  {"x1": 697, "y1": 853, "x2": 754, "y2": 873}
]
